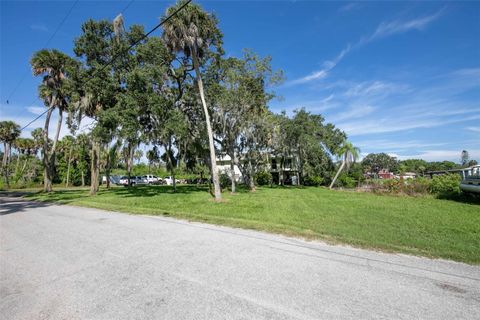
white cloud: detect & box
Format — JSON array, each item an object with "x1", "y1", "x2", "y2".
[
  {"x1": 271, "y1": 94, "x2": 339, "y2": 114},
  {"x1": 467, "y1": 127, "x2": 480, "y2": 133},
  {"x1": 355, "y1": 139, "x2": 447, "y2": 151},
  {"x1": 330, "y1": 105, "x2": 376, "y2": 122},
  {"x1": 27, "y1": 106, "x2": 46, "y2": 115},
  {"x1": 339, "y1": 3, "x2": 360, "y2": 13},
  {"x1": 287, "y1": 45, "x2": 351, "y2": 85},
  {"x1": 30, "y1": 24, "x2": 48, "y2": 32},
  {"x1": 453, "y1": 68, "x2": 480, "y2": 78},
  {"x1": 344, "y1": 81, "x2": 407, "y2": 98},
  {"x1": 396, "y1": 149, "x2": 480, "y2": 162},
  {"x1": 337, "y1": 109, "x2": 480, "y2": 136},
  {"x1": 289, "y1": 9, "x2": 445, "y2": 86},
  {"x1": 290, "y1": 69, "x2": 328, "y2": 85},
  {"x1": 2, "y1": 109, "x2": 94, "y2": 140},
  {"x1": 365, "y1": 8, "x2": 445, "y2": 43}
]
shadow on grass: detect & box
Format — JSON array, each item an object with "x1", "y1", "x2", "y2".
[
  {"x1": 103, "y1": 184, "x2": 211, "y2": 198},
  {"x1": 436, "y1": 193, "x2": 480, "y2": 205}
]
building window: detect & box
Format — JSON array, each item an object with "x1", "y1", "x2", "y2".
[
  {"x1": 271, "y1": 159, "x2": 277, "y2": 169},
  {"x1": 285, "y1": 159, "x2": 291, "y2": 169}
]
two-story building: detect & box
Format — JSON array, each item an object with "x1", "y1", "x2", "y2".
[{"x1": 216, "y1": 153, "x2": 300, "y2": 185}]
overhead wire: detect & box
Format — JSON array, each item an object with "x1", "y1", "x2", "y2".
[
  {"x1": 19, "y1": 0, "x2": 192, "y2": 132},
  {"x1": 4, "y1": 0, "x2": 80, "y2": 104}
]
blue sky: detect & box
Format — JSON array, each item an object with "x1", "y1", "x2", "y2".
[{"x1": 1, "y1": 0, "x2": 479, "y2": 162}]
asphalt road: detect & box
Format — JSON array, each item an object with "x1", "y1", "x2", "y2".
[{"x1": 1, "y1": 195, "x2": 479, "y2": 320}]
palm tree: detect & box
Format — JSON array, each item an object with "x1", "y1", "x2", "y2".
[
  {"x1": 329, "y1": 141, "x2": 360, "y2": 189},
  {"x1": 12, "y1": 137, "x2": 23, "y2": 173},
  {"x1": 31, "y1": 49, "x2": 77, "y2": 192},
  {"x1": 75, "y1": 133, "x2": 91, "y2": 187},
  {"x1": 134, "y1": 149, "x2": 143, "y2": 165},
  {"x1": 0, "y1": 121, "x2": 21, "y2": 188},
  {"x1": 60, "y1": 136, "x2": 75, "y2": 188},
  {"x1": 461, "y1": 150, "x2": 469, "y2": 167},
  {"x1": 146, "y1": 149, "x2": 158, "y2": 172},
  {"x1": 162, "y1": 0, "x2": 223, "y2": 200},
  {"x1": 31, "y1": 128, "x2": 44, "y2": 155},
  {"x1": 15, "y1": 137, "x2": 36, "y2": 179}
]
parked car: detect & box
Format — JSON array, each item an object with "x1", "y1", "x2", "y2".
[
  {"x1": 132, "y1": 176, "x2": 148, "y2": 186},
  {"x1": 143, "y1": 175, "x2": 160, "y2": 184},
  {"x1": 118, "y1": 176, "x2": 129, "y2": 186},
  {"x1": 118, "y1": 176, "x2": 148, "y2": 186},
  {"x1": 164, "y1": 176, "x2": 180, "y2": 186}
]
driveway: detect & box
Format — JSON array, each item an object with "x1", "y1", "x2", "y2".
[{"x1": 1, "y1": 195, "x2": 479, "y2": 319}]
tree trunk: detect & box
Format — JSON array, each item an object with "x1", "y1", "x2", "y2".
[
  {"x1": 106, "y1": 163, "x2": 111, "y2": 189},
  {"x1": 1, "y1": 142, "x2": 7, "y2": 168},
  {"x1": 192, "y1": 51, "x2": 221, "y2": 201},
  {"x1": 128, "y1": 143, "x2": 134, "y2": 186},
  {"x1": 167, "y1": 140, "x2": 176, "y2": 193},
  {"x1": 51, "y1": 109, "x2": 63, "y2": 155},
  {"x1": 81, "y1": 170, "x2": 85, "y2": 187},
  {"x1": 3, "y1": 143, "x2": 10, "y2": 188},
  {"x1": 279, "y1": 156, "x2": 284, "y2": 186},
  {"x1": 15, "y1": 151, "x2": 20, "y2": 174},
  {"x1": 20, "y1": 157, "x2": 28, "y2": 177},
  {"x1": 248, "y1": 158, "x2": 256, "y2": 191},
  {"x1": 329, "y1": 160, "x2": 346, "y2": 189},
  {"x1": 172, "y1": 168, "x2": 176, "y2": 193},
  {"x1": 230, "y1": 148, "x2": 236, "y2": 193},
  {"x1": 296, "y1": 148, "x2": 302, "y2": 186},
  {"x1": 43, "y1": 105, "x2": 54, "y2": 192},
  {"x1": 105, "y1": 146, "x2": 111, "y2": 189},
  {"x1": 89, "y1": 140, "x2": 100, "y2": 195},
  {"x1": 65, "y1": 144, "x2": 73, "y2": 188}
]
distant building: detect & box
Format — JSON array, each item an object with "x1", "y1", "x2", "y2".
[
  {"x1": 378, "y1": 169, "x2": 394, "y2": 179},
  {"x1": 216, "y1": 153, "x2": 300, "y2": 185},
  {"x1": 399, "y1": 172, "x2": 417, "y2": 179},
  {"x1": 216, "y1": 154, "x2": 243, "y2": 183}
]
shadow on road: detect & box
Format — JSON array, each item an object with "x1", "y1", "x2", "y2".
[{"x1": 0, "y1": 194, "x2": 51, "y2": 216}]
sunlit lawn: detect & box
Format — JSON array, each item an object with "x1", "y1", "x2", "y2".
[{"x1": 22, "y1": 185, "x2": 480, "y2": 264}]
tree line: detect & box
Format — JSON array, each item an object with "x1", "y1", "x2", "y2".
[
  {"x1": 0, "y1": 1, "x2": 350, "y2": 198},
  {"x1": 2, "y1": 1, "x2": 474, "y2": 196}
]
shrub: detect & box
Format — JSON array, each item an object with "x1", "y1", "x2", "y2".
[
  {"x1": 430, "y1": 174, "x2": 461, "y2": 198},
  {"x1": 403, "y1": 177, "x2": 431, "y2": 195},
  {"x1": 382, "y1": 179, "x2": 401, "y2": 193},
  {"x1": 338, "y1": 174, "x2": 356, "y2": 188},
  {"x1": 369, "y1": 177, "x2": 431, "y2": 196},
  {"x1": 255, "y1": 171, "x2": 271, "y2": 186},
  {"x1": 303, "y1": 175, "x2": 323, "y2": 186},
  {"x1": 219, "y1": 173, "x2": 231, "y2": 190}
]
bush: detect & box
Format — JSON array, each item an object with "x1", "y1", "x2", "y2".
[
  {"x1": 403, "y1": 177, "x2": 430, "y2": 195},
  {"x1": 369, "y1": 177, "x2": 431, "y2": 196},
  {"x1": 303, "y1": 175, "x2": 323, "y2": 186},
  {"x1": 430, "y1": 174, "x2": 461, "y2": 198},
  {"x1": 255, "y1": 171, "x2": 271, "y2": 186},
  {"x1": 338, "y1": 174, "x2": 356, "y2": 188},
  {"x1": 219, "y1": 173, "x2": 231, "y2": 190}
]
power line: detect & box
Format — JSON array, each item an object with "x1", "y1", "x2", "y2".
[
  {"x1": 20, "y1": 0, "x2": 192, "y2": 131},
  {"x1": 5, "y1": 0, "x2": 80, "y2": 104},
  {"x1": 8, "y1": 0, "x2": 134, "y2": 127},
  {"x1": 120, "y1": 0, "x2": 135, "y2": 14}
]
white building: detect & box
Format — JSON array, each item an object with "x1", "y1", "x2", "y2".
[{"x1": 215, "y1": 153, "x2": 300, "y2": 185}]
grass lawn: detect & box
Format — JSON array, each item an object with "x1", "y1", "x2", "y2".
[{"x1": 21, "y1": 185, "x2": 480, "y2": 264}]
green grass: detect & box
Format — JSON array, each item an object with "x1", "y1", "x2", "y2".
[{"x1": 21, "y1": 185, "x2": 480, "y2": 264}]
